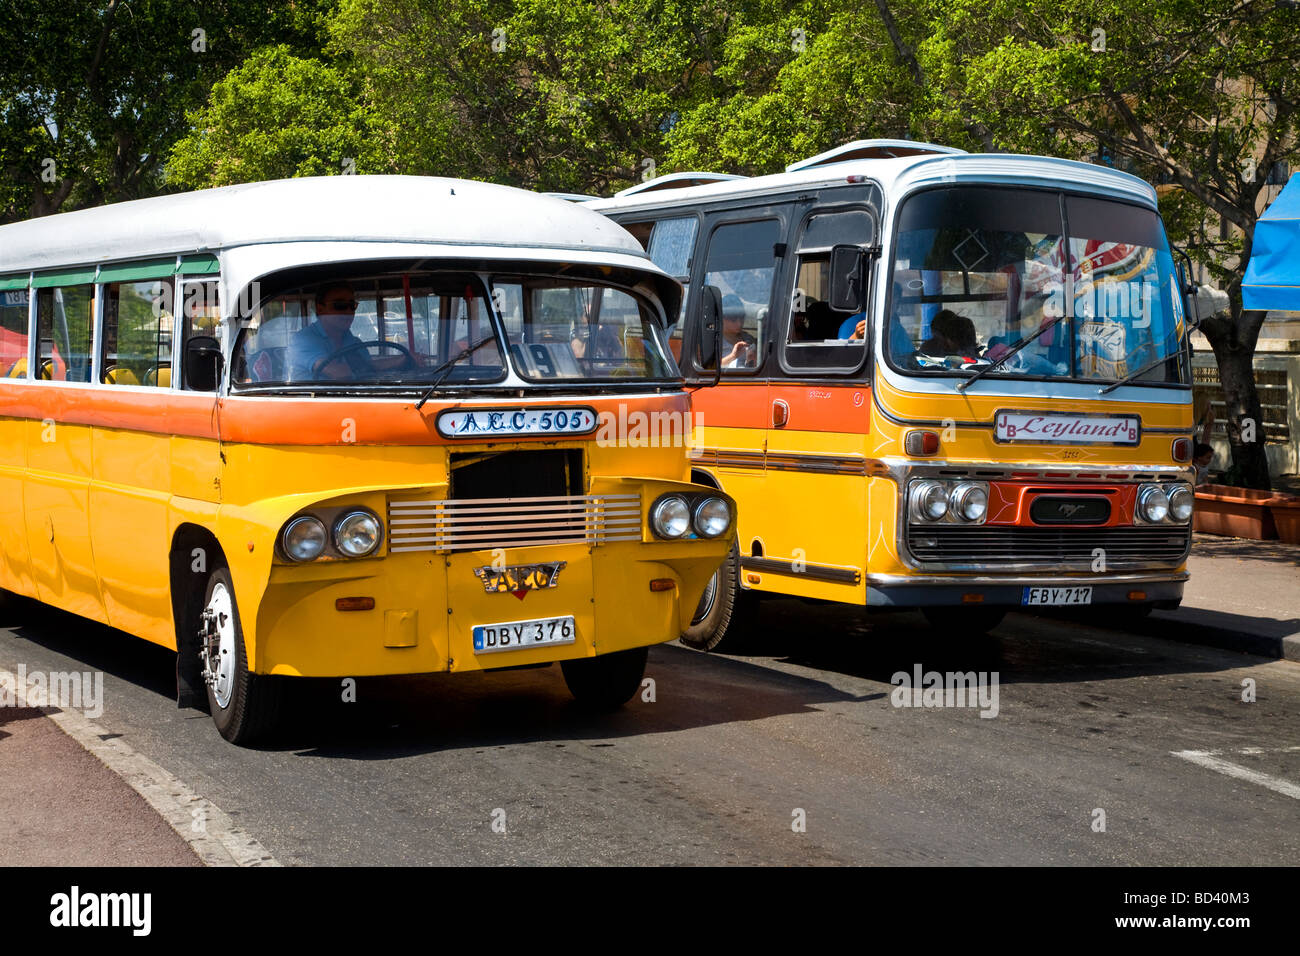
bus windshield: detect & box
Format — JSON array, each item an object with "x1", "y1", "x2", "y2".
[
  {"x1": 230, "y1": 266, "x2": 678, "y2": 390},
  {"x1": 885, "y1": 187, "x2": 1188, "y2": 387}
]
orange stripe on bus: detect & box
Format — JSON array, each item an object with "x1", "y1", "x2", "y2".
[{"x1": 0, "y1": 383, "x2": 692, "y2": 446}]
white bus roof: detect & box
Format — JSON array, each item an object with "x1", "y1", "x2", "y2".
[
  {"x1": 587, "y1": 150, "x2": 1159, "y2": 213},
  {"x1": 783, "y1": 138, "x2": 965, "y2": 172},
  {"x1": 0, "y1": 175, "x2": 652, "y2": 275}
]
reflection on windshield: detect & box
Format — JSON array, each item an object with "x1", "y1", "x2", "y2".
[
  {"x1": 234, "y1": 272, "x2": 505, "y2": 387},
  {"x1": 231, "y1": 267, "x2": 677, "y2": 389},
  {"x1": 490, "y1": 277, "x2": 677, "y2": 381},
  {"x1": 887, "y1": 187, "x2": 1187, "y2": 386}
]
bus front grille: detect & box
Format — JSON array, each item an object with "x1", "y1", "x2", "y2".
[
  {"x1": 906, "y1": 525, "x2": 1191, "y2": 567},
  {"x1": 387, "y1": 494, "x2": 643, "y2": 553}
]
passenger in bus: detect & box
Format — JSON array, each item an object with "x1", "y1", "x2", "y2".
[
  {"x1": 919, "y1": 309, "x2": 978, "y2": 359},
  {"x1": 288, "y1": 283, "x2": 408, "y2": 381},
  {"x1": 721, "y1": 294, "x2": 756, "y2": 368}
]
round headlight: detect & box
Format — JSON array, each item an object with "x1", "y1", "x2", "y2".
[
  {"x1": 1138, "y1": 485, "x2": 1170, "y2": 523},
  {"x1": 950, "y1": 482, "x2": 988, "y2": 522},
  {"x1": 651, "y1": 496, "x2": 691, "y2": 538},
  {"x1": 1167, "y1": 485, "x2": 1194, "y2": 522},
  {"x1": 334, "y1": 510, "x2": 382, "y2": 557},
  {"x1": 693, "y1": 497, "x2": 731, "y2": 538},
  {"x1": 282, "y1": 515, "x2": 328, "y2": 562},
  {"x1": 910, "y1": 481, "x2": 949, "y2": 522}
]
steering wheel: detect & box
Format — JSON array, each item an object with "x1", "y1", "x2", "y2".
[{"x1": 315, "y1": 340, "x2": 417, "y2": 375}]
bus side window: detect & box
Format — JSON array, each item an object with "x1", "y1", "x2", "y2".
[
  {"x1": 179, "y1": 279, "x2": 221, "y2": 388},
  {"x1": 0, "y1": 288, "x2": 29, "y2": 378},
  {"x1": 36, "y1": 284, "x2": 94, "y2": 382},
  {"x1": 700, "y1": 218, "x2": 781, "y2": 373},
  {"x1": 101, "y1": 280, "x2": 174, "y2": 387}
]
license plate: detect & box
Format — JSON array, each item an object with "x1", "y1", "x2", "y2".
[
  {"x1": 1022, "y1": 586, "x2": 1093, "y2": 606},
  {"x1": 472, "y1": 615, "x2": 576, "y2": 655}
]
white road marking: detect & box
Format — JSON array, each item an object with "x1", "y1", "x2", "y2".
[
  {"x1": 1172, "y1": 747, "x2": 1300, "y2": 801},
  {"x1": 6, "y1": 668, "x2": 280, "y2": 867}
]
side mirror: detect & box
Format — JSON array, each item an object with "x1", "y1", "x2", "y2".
[
  {"x1": 694, "y1": 284, "x2": 723, "y2": 383},
  {"x1": 1173, "y1": 248, "x2": 1201, "y2": 332},
  {"x1": 829, "y1": 245, "x2": 867, "y2": 312},
  {"x1": 184, "y1": 335, "x2": 223, "y2": 392}
]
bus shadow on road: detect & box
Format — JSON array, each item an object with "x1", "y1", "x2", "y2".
[
  {"x1": 276, "y1": 649, "x2": 886, "y2": 758},
  {"x1": 1, "y1": 597, "x2": 880, "y2": 757},
  {"x1": 707, "y1": 597, "x2": 1280, "y2": 690}
]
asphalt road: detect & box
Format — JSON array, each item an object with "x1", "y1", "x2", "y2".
[{"x1": 2, "y1": 596, "x2": 1298, "y2": 865}]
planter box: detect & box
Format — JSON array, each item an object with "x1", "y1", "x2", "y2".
[
  {"x1": 1270, "y1": 494, "x2": 1300, "y2": 545},
  {"x1": 1193, "y1": 485, "x2": 1278, "y2": 540}
]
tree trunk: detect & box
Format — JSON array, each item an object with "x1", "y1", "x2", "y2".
[{"x1": 1202, "y1": 321, "x2": 1272, "y2": 490}]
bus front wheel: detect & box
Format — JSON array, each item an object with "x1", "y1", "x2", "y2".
[
  {"x1": 680, "y1": 541, "x2": 752, "y2": 652},
  {"x1": 561, "y1": 646, "x2": 648, "y2": 710},
  {"x1": 199, "y1": 567, "x2": 281, "y2": 744}
]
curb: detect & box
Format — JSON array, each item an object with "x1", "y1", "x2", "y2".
[
  {"x1": 4, "y1": 667, "x2": 280, "y2": 867},
  {"x1": 1143, "y1": 612, "x2": 1300, "y2": 663}
]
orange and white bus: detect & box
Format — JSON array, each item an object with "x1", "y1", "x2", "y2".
[
  {"x1": 589, "y1": 140, "x2": 1197, "y2": 649},
  {"x1": 0, "y1": 176, "x2": 733, "y2": 742}
]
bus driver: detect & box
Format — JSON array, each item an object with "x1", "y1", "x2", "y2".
[{"x1": 288, "y1": 282, "x2": 410, "y2": 381}]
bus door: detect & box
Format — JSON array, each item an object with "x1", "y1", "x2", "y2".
[
  {"x1": 680, "y1": 206, "x2": 795, "y2": 569},
  {"x1": 756, "y1": 202, "x2": 878, "y2": 602}
]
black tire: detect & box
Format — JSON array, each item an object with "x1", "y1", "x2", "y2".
[
  {"x1": 922, "y1": 605, "x2": 1006, "y2": 635},
  {"x1": 199, "y1": 567, "x2": 282, "y2": 744},
  {"x1": 560, "y1": 646, "x2": 648, "y2": 710},
  {"x1": 679, "y1": 541, "x2": 754, "y2": 652}
]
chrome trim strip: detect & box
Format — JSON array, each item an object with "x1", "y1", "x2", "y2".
[
  {"x1": 864, "y1": 570, "x2": 1189, "y2": 587},
  {"x1": 740, "y1": 556, "x2": 862, "y2": 585}
]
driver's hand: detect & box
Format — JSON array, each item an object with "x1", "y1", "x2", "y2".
[{"x1": 317, "y1": 359, "x2": 352, "y2": 380}]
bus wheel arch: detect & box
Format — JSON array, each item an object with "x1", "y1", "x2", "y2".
[
  {"x1": 170, "y1": 524, "x2": 225, "y2": 709},
  {"x1": 170, "y1": 525, "x2": 281, "y2": 743}
]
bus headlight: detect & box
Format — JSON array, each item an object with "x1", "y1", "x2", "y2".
[
  {"x1": 909, "y1": 481, "x2": 951, "y2": 528},
  {"x1": 334, "y1": 510, "x2": 383, "y2": 557},
  {"x1": 1167, "y1": 484, "x2": 1194, "y2": 523},
  {"x1": 909, "y1": 481, "x2": 949, "y2": 522},
  {"x1": 1137, "y1": 484, "x2": 1170, "y2": 523},
  {"x1": 693, "y1": 497, "x2": 731, "y2": 538},
  {"x1": 282, "y1": 516, "x2": 328, "y2": 562},
  {"x1": 949, "y1": 482, "x2": 988, "y2": 522},
  {"x1": 651, "y1": 495, "x2": 691, "y2": 538}
]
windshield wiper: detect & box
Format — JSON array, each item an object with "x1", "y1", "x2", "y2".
[
  {"x1": 1098, "y1": 349, "x2": 1176, "y2": 394},
  {"x1": 956, "y1": 312, "x2": 1072, "y2": 391},
  {"x1": 414, "y1": 335, "x2": 500, "y2": 410}
]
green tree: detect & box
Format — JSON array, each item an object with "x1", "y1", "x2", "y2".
[
  {"x1": 917, "y1": 0, "x2": 1300, "y2": 488},
  {"x1": 167, "y1": 45, "x2": 390, "y2": 187},
  {"x1": 0, "y1": 0, "x2": 330, "y2": 223}
]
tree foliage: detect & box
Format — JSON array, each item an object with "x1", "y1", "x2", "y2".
[{"x1": 0, "y1": 0, "x2": 329, "y2": 221}]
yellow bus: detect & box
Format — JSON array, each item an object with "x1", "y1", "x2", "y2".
[
  {"x1": 589, "y1": 141, "x2": 1197, "y2": 649},
  {"x1": 0, "y1": 175, "x2": 733, "y2": 742}
]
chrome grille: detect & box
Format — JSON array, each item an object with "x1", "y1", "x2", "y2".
[
  {"x1": 906, "y1": 525, "x2": 1190, "y2": 566},
  {"x1": 387, "y1": 494, "x2": 642, "y2": 553}
]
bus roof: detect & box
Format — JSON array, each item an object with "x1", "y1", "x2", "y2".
[
  {"x1": 587, "y1": 149, "x2": 1160, "y2": 213},
  {"x1": 0, "y1": 175, "x2": 651, "y2": 276}
]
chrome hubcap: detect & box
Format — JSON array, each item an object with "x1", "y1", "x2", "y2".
[{"x1": 200, "y1": 582, "x2": 236, "y2": 709}]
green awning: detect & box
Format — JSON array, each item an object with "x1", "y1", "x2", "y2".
[
  {"x1": 31, "y1": 268, "x2": 96, "y2": 288},
  {"x1": 97, "y1": 258, "x2": 177, "y2": 283},
  {"x1": 0, "y1": 274, "x2": 29, "y2": 291},
  {"x1": 178, "y1": 254, "x2": 220, "y2": 275}
]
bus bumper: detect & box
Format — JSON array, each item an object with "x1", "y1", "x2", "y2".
[{"x1": 864, "y1": 571, "x2": 1187, "y2": 609}]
